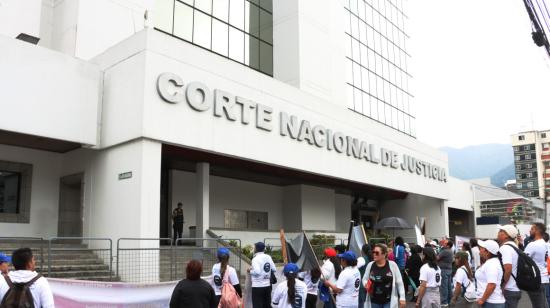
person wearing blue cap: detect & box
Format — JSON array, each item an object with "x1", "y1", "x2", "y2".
[
  {"x1": 272, "y1": 263, "x2": 307, "y2": 308},
  {"x1": 324, "y1": 250, "x2": 361, "y2": 308},
  {"x1": 210, "y1": 247, "x2": 241, "y2": 306},
  {"x1": 0, "y1": 253, "x2": 11, "y2": 275},
  {"x1": 247, "y1": 241, "x2": 277, "y2": 308}
]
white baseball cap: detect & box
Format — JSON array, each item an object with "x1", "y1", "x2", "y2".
[
  {"x1": 478, "y1": 240, "x2": 500, "y2": 255},
  {"x1": 498, "y1": 224, "x2": 518, "y2": 239}
]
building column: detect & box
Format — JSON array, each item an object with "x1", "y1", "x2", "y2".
[{"x1": 196, "y1": 162, "x2": 210, "y2": 242}]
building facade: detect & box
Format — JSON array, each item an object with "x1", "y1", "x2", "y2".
[
  {"x1": 511, "y1": 130, "x2": 550, "y2": 200},
  {"x1": 0, "y1": 0, "x2": 455, "y2": 255}
]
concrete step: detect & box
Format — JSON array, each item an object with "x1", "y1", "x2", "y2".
[
  {"x1": 35, "y1": 258, "x2": 106, "y2": 266},
  {"x1": 46, "y1": 270, "x2": 113, "y2": 278},
  {"x1": 43, "y1": 264, "x2": 110, "y2": 272}
]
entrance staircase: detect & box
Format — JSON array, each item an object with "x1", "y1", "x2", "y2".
[{"x1": 0, "y1": 241, "x2": 117, "y2": 281}]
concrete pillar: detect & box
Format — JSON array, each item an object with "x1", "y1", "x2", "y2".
[{"x1": 196, "y1": 162, "x2": 210, "y2": 242}]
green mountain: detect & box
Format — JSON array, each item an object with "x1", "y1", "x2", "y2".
[{"x1": 440, "y1": 144, "x2": 515, "y2": 187}]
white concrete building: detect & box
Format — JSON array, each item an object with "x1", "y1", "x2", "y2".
[{"x1": 0, "y1": 0, "x2": 457, "y2": 250}]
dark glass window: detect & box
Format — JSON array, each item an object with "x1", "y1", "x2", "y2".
[
  {"x1": 155, "y1": 0, "x2": 273, "y2": 76},
  {"x1": 0, "y1": 171, "x2": 21, "y2": 214}
]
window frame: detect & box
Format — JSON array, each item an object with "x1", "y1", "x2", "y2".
[{"x1": 0, "y1": 160, "x2": 32, "y2": 223}]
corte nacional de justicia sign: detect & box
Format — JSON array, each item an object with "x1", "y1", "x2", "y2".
[{"x1": 156, "y1": 72, "x2": 447, "y2": 182}]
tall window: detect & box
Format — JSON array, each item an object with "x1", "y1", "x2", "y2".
[
  {"x1": 343, "y1": 0, "x2": 414, "y2": 136},
  {"x1": 155, "y1": 0, "x2": 273, "y2": 76}
]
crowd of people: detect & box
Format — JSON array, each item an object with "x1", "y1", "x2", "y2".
[
  {"x1": 169, "y1": 223, "x2": 550, "y2": 308},
  {"x1": 1, "y1": 223, "x2": 549, "y2": 307}
]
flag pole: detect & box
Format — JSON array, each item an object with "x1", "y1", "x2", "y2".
[
  {"x1": 302, "y1": 231, "x2": 337, "y2": 304},
  {"x1": 280, "y1": 229, "x2": 288, "y2": 264},
  {"x1": 360, "y1": 223, "x2": 369, "y2": 247}
]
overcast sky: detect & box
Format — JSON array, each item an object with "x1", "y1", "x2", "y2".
[{"x1": 408, "y1": 0, "x2": 550, "y2": 149}]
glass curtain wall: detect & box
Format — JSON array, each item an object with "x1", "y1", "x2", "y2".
[
  {"x1": 155, "y1": 0, "x2": 273, "y2": 75},
  {"x1": 343, "y1": 0, "x2": 415, "y2": 137}
]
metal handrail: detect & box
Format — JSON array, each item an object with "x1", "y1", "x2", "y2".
[
  {"x1": 48, "y1": 237, "x2": 112, "y2": 280},
  {"x1": 0, "y1": 237, "x2": 45, "y2": 273},
  {"x1": 116, "y1": 238, "x2": 172, "y2": 280},
  {"x1": 173, "y1": 237, "x2": 243, "y2": 279}
]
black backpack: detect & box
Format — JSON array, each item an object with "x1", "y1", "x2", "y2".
[
  {"x1": 505, "y1": 243, "x2": 541, "y2": 291},
  {"x1": 0, "y1": 274, "x2": 41, "y2": 308}
]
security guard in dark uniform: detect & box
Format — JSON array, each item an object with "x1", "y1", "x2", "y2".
[{"x1": 172, "y1": 202, "x2": 184, "y2": 244}]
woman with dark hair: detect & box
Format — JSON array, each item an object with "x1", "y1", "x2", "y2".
[
  {"x1": 475, "y1": 240, "x2": 505, "y2": 307},
  {"x1": 406, "y1": 245, "x2": 423, "y2": 302},
  {"x1": 450, "y1": 252, "x2": 475, "y2": 305},
  {"x1": 321, "y1": 248, "x2": 340, "y2": 308},
  {"x1": 324, "y1": 251, "x2": 362, "y2": 308},
  {"x1": 272, "y1": 263, "x2": 307, "y2": 308},
  {"x1": 469, "y1": 238, "x2": 480, "y2": 271},
  {"x1": 362, "y1": 244, "x2": 406, "y2": 308},
  {"x1": 170, "y1": 259, "x2": 216, "y2": 308},
  {"x1": 415, "y1": 247, "x2": 441, "y2": 308},
  {"x1": 298, "y1": 267, "x2": 322, "y2": 308},
  {"x1": 210, "y1": 248, "x2": 242, "y2": 306}
]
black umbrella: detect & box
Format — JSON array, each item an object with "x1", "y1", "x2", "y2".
[{"x1": 374, "y1": 217, "x2": 413, "y2": 237}]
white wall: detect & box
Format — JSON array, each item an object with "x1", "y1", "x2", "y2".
[
  {"x1": 170, "y1": 170, "x2": 284, "y2": 236},
  {"x1": 301, "y1": 185, "x2": 336, "y2": 231},
  {"x1": 282, "y1": 185, "x2": 301, "y2": 231},
  {"x1": 380, "y1": 194, "x2": 447, "y2": 240},
  {"x1": 273, "y1": 0, "x2": 346, "y2": 104},
  {"x1": 86, "y1": 139, "x2": 161, "y2": 241},
  {"x1": 95, "y1": 29, "x2": 449, "y2": 200},
  {"x1": 335, "y1": 194, "x2": 352, "y2": 233},
  {"x1": 0, "y1": 34, "x2": 100, "y2": 146},
  {"x1": 0, "y1": 0, "x2": 42, "y2": 39},
  {"x1": 75, "y1": 0, "x2": 152, "y2": 60},
  {"x1": 446, "y1": 177, "x2": 474, "y2": 211},
  {"x1": 0, "y1": 144, "x2": 62, "y2": 238}
]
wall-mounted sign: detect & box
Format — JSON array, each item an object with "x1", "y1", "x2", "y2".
[
  {"x1": 156, "y1": 72, "x2": 447, "y2": 182},
  {"x1": 118, "y1": 172, "x2": 132, "y2": 180}
]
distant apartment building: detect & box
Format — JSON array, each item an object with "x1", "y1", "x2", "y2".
[{"x1": 511, "y1": 130, "x2": 550, "y2": 200}]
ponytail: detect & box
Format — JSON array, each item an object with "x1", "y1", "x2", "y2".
[
  {"x1": 219, "y1": 255, "x2": 229, "y2": 278},
  {"x1": 286, "y1": 272, "x2": 297, "y2": 304}
]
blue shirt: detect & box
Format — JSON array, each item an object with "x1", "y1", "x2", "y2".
[{"x1": 394, "y1": 245, "x2": 406, "y2": 269}]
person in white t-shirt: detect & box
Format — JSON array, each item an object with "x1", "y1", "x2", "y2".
[
  {"x1": 470, "y1": 239, "x2": 481, "y2": 272},
  {"x1": 476, "y1": 240, "x2": 505, "y2": 307},
  {"x1": 321, "y1": 247, "x2": 341, "y2": 308},
  {"x1": 0, "y1": 248, "x2": 54, "y2": 308},
  {"x1": 210, "y1": 247, "x2": 241, "y2": 306},
  {"x1": 524, "y1": 223, "x2": 550, "y2": 308},
  {"x1": 298, "y1": 267, "x2": 322, "y2": 308},
  {"x1": 272, "y1": 263, "x2": 307, "y2": 308},
  {"x1": 497, "y1": 224, "x2": 521, "y2": 308},
  {"x1": 247, "y1": 242, "x2": 277, "y2": 308},
  {"x1": 415, "y1": 247, "x2": 441, "y2": 308},
  {"x1": 450, "y1": 252, "x2": 475, "y2": 305},
  {"x1": 324, "y1": 251, "x2": 361, "y2": 308}
]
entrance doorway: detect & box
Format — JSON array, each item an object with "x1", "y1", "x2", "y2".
[
  {"x1": 448, "y1": 208, "x2": 474, "y2": 238},
  {"x1": 57, "y1": 173, "x2": 83, "y2": 237}
]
